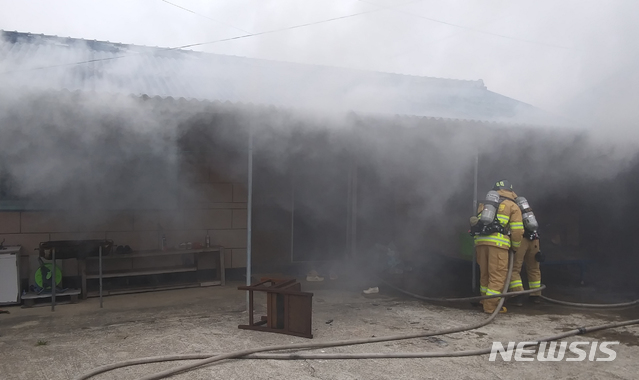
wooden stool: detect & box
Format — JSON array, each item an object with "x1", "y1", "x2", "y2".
[{"x1": 238, "y1": 278, "x2": 313, "y2": 339}]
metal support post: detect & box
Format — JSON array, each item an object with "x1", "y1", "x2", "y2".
[
  {"x1": 472, "y1": 153, "x2": 479, "y2": 293},
  {"x1": 99, "y1": 245, "x2": 103, "y2": 308},
  {"x1": 246, "y1": 124, "x2": 254, "y2": 310},
  {"x1": 51, "y1": 248, "x2": 56, "y2": 312}
]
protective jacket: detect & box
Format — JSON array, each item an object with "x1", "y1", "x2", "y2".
[{"x1": 474, "y1": 189, "x2": 524, "y2": 250}]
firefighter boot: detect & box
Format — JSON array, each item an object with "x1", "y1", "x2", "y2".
[
  {"x1": 529, "y1": 295, "x2": 541, "y2": 304},
  {"x1": 509, "y1": 295, "x2": 524, "y2": 307}
]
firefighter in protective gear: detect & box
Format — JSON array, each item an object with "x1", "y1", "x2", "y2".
[
  {"x1": 508, "y1": 198, "x2": 542, "y2": 305},
  {"x1": 473, "y1": 180, "x2": 524, "y2": 314}
]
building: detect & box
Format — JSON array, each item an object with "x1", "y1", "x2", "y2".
[{"x1": 2, "y1": 31, "x2": 630, "y2": 297}]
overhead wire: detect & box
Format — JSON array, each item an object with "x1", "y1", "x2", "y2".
[
  {"x1": 389, "y1": 8, "x2": 528, "y2": 58},
  {"x1": 357, "y1": 0, "x2": 574, "y2": 51},
  {"x1": 159, "y1": 0, "x2": 250, "y2": 33},
  {"x1": 1, "y1": 0, "x2": 574, "y2": 78},
  {"x1": 171, "y1": 0, "x2": 422, "y2": 51},
  {"x1": 0, "y1": 0, "x2": 424, "y2": 75}
]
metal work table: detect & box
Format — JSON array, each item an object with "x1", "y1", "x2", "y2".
[
  {"x1": 37, "y1": 240, "x2": 112, "y2": 311},
  {"x1": 78, "y1": 247, "x2": 225, "y2": 303}
]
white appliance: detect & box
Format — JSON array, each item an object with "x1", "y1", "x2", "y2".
[{"x1": 0, "y1": 245, "x2": 21, "y2": 305}]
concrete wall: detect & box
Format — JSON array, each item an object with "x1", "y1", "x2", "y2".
[{"x1": 0, "y1": 154, "x2": 249, "y2": 285}]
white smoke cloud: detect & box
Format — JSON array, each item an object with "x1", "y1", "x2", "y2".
[{"x1": 1, "y1": 0, "x2": 639, "y2": 276}]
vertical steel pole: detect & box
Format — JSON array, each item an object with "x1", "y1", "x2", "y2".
[
  {"x1": 290, "y1": 177, "x2": 295, "y2": 263},
  {"x1": 351, "y1": 163, "x2": 358, "y2": 257},
  {"x1": 472, "y1": 153, "x2": 479, "y2": 293},
  {"x1": 346, "y1": 164, "x2": 352, "y2": 256},
  {"x1": 99, "y1": 245, "x2": 103, "y2": 308},
  {"x1": 473, "y1": 154, "x2": 479, "y2": 213},
  {"x1": 51, "y1": 248, "x2": 56, "y2": 312},
  {"x1": 246, "y1": 123, "x2": 254, "y2": 310}
]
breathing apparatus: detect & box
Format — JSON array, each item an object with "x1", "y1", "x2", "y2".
[
  {"x1": 514, "y1": 196, "x2": 545, "y2": 262},
  {"x1": 515, "y1": 196, "x2": 540, "y2": 239},
  {"x1": 469, "y1": 190, "x2": 507, "y2": 237}
]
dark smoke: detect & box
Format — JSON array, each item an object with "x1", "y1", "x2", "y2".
[{"x1": 0, "y1": 90, "x2": 184, "y2": 212}]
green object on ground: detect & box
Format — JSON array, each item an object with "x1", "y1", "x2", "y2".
[
  {"x1": 35, "y1": 264, "x2": 62, "y2": 288},
  {"x1": 460, "y1": 233, "x2": 475, "y2": 261}
]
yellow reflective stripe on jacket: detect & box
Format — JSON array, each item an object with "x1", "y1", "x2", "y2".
[
  {"x1": 529, "y1": 281, "x2": 541, "y2": 289},
  {"x1": 474, "y1": 235, "x2": 511, "y2": 248},
  {"x1": 480, "y1": 286, "x2": 487, "y2": 294},
  {"x1": 486, "y1": 288, "x2": 502, "y2": 296},
  {"x1": 512, "y1": 240, "x2": 521, "y2": 248},
  {"x1": 496, "y1": 214, "x2": 509, "y2": 225},
  {"x1": 510, "y1": 222, "x2": 524, "y2": 230}
]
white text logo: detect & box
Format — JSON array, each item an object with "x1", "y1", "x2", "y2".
[{"x1": 489, "y1": 341, "x2": 619, "y2": 362}]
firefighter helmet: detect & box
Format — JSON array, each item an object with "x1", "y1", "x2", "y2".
[{"x1": 493, "y1": 179, "x2": 513, "y2": 191}]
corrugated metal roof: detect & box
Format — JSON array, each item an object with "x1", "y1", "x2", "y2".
[{"x1": 0, "y1": 30, "x2": 561, "y2": 125}]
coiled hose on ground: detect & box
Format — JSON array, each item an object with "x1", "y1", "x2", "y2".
[
  {"x1": 71, "y1": 317, "x2": 639, "y2": 378},
  {"x1": 75, "y1": 251, "x2": 518, "y2": 380},
  {"x1": 74, "y1": 251, "x2": 639, "y2": 380}
]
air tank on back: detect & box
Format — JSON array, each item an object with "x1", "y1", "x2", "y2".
[
  {"x1": 516, "y1": 197, "x2": 539, "y2": 232},
  {"x1": 479, "y1": 190, "x2": 501, "y2": 225}
]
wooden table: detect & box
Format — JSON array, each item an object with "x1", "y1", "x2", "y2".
[{"x1": 78, "y1": 247, "x2": 225, "y2": 301}]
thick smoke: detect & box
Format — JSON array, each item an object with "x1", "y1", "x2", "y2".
[
  {"x1": 2, "y1": 28, "x2": 639, "y2": 291},
  {"x1": 0, "y1": 90, "x2": 185, "y2": 211}
]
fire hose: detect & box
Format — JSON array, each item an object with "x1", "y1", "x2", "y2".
[
  {"x1": 74, "y1": 251, "x2": 639, "y2": 380},
  {"x1": 376, "y1": 277, "x2": 639, "y2": 308},
  {"x1": 71, "y1": 317, "x2": 639, "y2": 379},
  {"x1": 540, "y1": 296, "x2": 639, "y2": 308},
  {"x1": 77, "y1": 252, "x2": 518, "y2": 380}
]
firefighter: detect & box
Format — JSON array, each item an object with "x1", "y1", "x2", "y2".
[
  {"x1": 471, "y1": 180, "x2": 524, "y2": 314},
  {"x1": 508, "y1": 196, "x2": 544, "y2": 305}
]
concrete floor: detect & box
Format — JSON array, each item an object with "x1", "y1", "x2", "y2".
[{"x1": 1, "y1": 281, "x2": 638, "y2": 380}]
